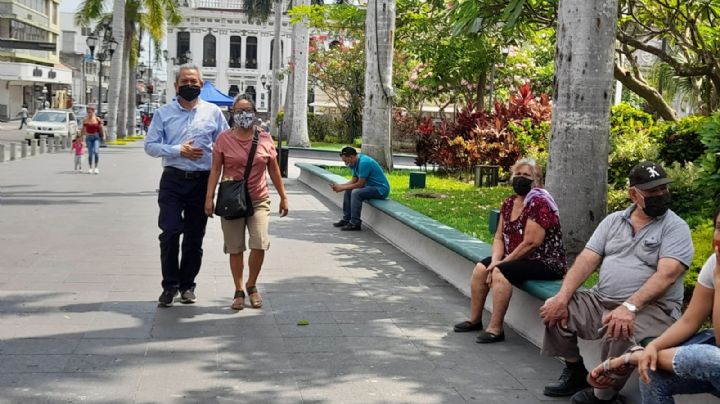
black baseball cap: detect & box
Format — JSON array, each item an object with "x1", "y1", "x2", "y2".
[
  {"x1": 339, "y1": 146, "x2": 357, "y2": 157},
  {"x1": 629, "y1": 161, "x2": 673, "y2": 190}
]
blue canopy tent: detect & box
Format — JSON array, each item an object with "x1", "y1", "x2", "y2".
[{"x1": 199, "y1": 81, "x2": 234, "y2": 106}]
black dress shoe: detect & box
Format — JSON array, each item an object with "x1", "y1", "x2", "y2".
[
  {"x1": 570, "y1": 388, "x2": 623, "y2": 404},
  {"x1": 341, "y1": 223, "x2": 361, "y2": 231},
  {"x1": 476, "y1": 330, "x2": 505, "y2": 343},
  {"x1": 333, "y1": 220, "x2": 349, "y2": 227},
  {"x1": 543, "y1": 361, "x2": 589, "y2": 397},
  {"x1": 453, "y1": 320, "x2": 483, "y2": 332}
]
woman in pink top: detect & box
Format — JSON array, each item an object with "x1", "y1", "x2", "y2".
[{"x1": 205, "y1": 94, "x2": 289, "y2": 310}]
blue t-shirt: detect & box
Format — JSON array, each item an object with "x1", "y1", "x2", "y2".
[{"x1": 351, "y1": 154, "x2": 390, "y2": 198}]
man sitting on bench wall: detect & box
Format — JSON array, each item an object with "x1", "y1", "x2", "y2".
[{"x1": 539, "y1": 161, "x2": 694, "y2": 404}]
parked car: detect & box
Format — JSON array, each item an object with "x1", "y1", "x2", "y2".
[
  {"x1": 72, "y1": 104, "x2": 88, "y2": 124},
  {"x1": 25, "y1": 109, "x2": 79, "y2": 144}
]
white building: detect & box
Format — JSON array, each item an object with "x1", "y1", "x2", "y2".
[
  {"x1": 166, "y1": 0, "x2": 293, "y2": 112},
  {"x1": 0, "y1": 0, "x2": 72, "y2": 119},
  {"x1": 59, "y1": 12, "x2": 108, "y2": 107}
]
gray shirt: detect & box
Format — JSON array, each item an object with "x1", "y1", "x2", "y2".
[
  {"x1": 585, "y1": 205, "x2": 693, "y2": 314},
  {"x1": 698, "y1": 254, "x2": 717, "y2": 289}
]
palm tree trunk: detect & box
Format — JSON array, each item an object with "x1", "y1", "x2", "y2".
[
  {"x1": 361, "y1": 0, "x2": 395, "y2": 170},
  {"x1": 116, "y1": 33, "x2": 130, "y2": 139},
  {"x1": 287, "y1": 0, "x2": 310, "y2": 147},
  {"x1": 105, "y1": 0, "x2": 126, "y2": 141},
  {"x1": 269, "y1": 0, "x2": 283, "y2": 137},
  {"x1": 282, "y1": 64, "x2": 293, "y2": 138},
  {"x1": 545, "y1": 0, "x2": 618, "y2": 258},
  {"x1": 127, "y1": 59, "x2": 137, "y2": 136}
]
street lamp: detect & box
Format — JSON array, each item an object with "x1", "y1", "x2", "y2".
[
  {"x1": 95, "y1": 50, "x2": 108, "y2": 114},
  {"x1": 86, "y1": 35, "x2": 97, "y2": 56}
]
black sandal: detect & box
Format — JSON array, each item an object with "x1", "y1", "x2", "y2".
[
  {"x1": 476, "y1": 330, "x2": 505, "y2": 343},
  {"x1": 453, "y1": 320, "x2": 483, "y2": 333}
]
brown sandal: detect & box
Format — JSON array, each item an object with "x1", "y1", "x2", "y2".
[
  {"x1": 231, "y1": 290, "x2": 245, "y2": 310},
  {"x1": 246, "y1": 285, "x2": 262, "y2": 309}
]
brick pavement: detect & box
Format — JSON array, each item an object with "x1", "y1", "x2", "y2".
[{"x1": 0, "y1": 143, "x2": 568, "y2": 403}]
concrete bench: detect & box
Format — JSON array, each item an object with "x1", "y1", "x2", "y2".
[{"x1": 296, "y1": 163, "x2": 712, "y2": 404}]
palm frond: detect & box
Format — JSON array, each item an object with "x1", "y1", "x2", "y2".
[
  {"x1": 245, "y1": 0, "x2": 274, "y2": 24},
  {"x1": 75, "y1": 0, "x2": 107, "y2": 27}
]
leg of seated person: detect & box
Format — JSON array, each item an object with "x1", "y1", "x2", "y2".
[
  {"x1": 485, "y1": 268, "x2": 512, "y2": 335},
  {"x1": 469, "y1": 260, "x2": 492, "y2": 325}
]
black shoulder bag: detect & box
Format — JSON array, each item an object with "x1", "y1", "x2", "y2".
[{"x1": 214, "y1": 130, "x2": 259, "y2": 219}]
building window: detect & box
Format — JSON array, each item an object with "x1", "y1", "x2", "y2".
[
  {"x1": 229, "y1": 36, "x2": 242, "y2": 68},
  {"x1": 81, "y1": 27, "x2": 92, "y2": 36},
  {"x1": 177, "y1": 31, "x2": 190, "y2": 64},
  {"x1": 245, "y1": 85, "x2": 256, "y2": 103},
  {"x1": 228, "y1": 85, "x2": 239, "y2": 97},
  {"x1": 245, "y1": 36, "x2": 257, "y2": 69},
  {"x1": 203, "y1": 33, "x2": 216, "y2": 67},
  {"x1": 270, "y1": 39, "x2": 284, "y2": 69},
  {"x1": 8, "y1": 20, "x2": 46, "y2": 42}
]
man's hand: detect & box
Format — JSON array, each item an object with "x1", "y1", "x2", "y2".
[
  {"x1": 180, "y1": 139, "x2": 203, "y2": 160},
  {"x1": 540, "y1": 295, "x2": 569, "y2": 328},
  {"x1": 279, "y1": 197, "x2": 289, "y2": 217},
  {"x1": 602, "y1": 305, "x2": 636, "y2": 340},
  {"x1": 330, "y1": 183, "x2": 342, "y2": 192}
]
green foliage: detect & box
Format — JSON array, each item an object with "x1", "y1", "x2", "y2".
[
  {"x1": 697, "y1": 112, "x2": 720, "y2": 200},
  {"x1": 307, "y1": 113, "x2": 346, "y2": 143},
  {"x1": 607, "y1": 188, "x2": 630, "y2": 213},
  {"x1": 664, "y1": 162, "x2": 709, "y2": 224},
  {"x1": 608, "y1": 103, "x2": 660, "y2": 188},
  {"x1": 688, "y1": 219, "x2": 714, "y2": 294},
  {"x1": 275, "y1": 110, "x2": 284, "y2": 127},
  {"x1": 655, "y1": 116, "x2": 706, "y2": 166},
  {"x1": 325, "y1": 166, "x2": 513, "y2": 242}
]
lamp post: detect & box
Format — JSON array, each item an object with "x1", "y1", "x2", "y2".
[{"x1": 261, "y1": 74, "x2": 286, "y2": 177}]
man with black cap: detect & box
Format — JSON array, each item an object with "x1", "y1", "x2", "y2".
[
  {"x1": 538, "y1": 161, "x2": 694, "y2": 404},
  {"x1": 330, "y1": 146, "x2": 390, "y2": 231}
]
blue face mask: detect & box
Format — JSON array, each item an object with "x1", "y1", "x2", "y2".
[{"x1": 233, "y1": 111, "x2": 255, "y2": 129}]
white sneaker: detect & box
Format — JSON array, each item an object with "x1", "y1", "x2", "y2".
[{"x1": 93, "y1": 168, "x2": 99, "y2": 174}]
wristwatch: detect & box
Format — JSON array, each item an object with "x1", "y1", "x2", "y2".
[{"x1": 622, "y1": 301, "x2": 638, "y2": 313}]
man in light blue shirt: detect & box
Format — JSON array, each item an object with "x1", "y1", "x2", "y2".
[
  {"x1": 145, "y1": 65, "x2": 229, "y2": 307},
  {"x1": 330, "y1": 146, "x2": 390, "y2": 231}
]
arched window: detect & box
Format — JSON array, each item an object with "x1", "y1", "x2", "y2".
[
  {"x1": 269, "y1": 39, "x2": 284, "y2": 69},
  {"x1": 177, "y1": 32, "x2": 190, "y2": 64},
  {"x1": 229, "y1": 36, "x2": 242, "y2": 68},
  {"x1": 245, "y1": 36, "x2": 257, "y2": 69},
  {"x1": 203, "y1": 34, "x2": 216, "y2": 67},
  {"x1": 245, "y1": 86, "x2": 256, "y2": 104},
  {"x1": 228, "y1": 85, "x2": 240, "y2": 97}
]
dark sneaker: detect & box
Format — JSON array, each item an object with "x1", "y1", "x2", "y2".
[
  {"x1": 543, "y1": 361, "x2": 589, "y2": 397},
  {"x1": 341, "y1": 223, "x2": 362, "y2": 231},
  {"x1": 570, "y1": 389, "x2": 623, "y2": 404},
  {"x1": 333, "y1": 219, "x2": 349, "y2": 227},
  {"x1": 158, "y1": 289, "x2": 178, "y2": 307},
  {"x1": 180, "y1": 289, "x2": 197, "y2": 304}
]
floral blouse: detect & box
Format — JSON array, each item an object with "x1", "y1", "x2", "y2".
[{"x1": 500, "y1": 195, "x2": 567, "y2": 276}]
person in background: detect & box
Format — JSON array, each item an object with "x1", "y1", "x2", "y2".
[
  {"x1": 330, "y1": 146, "x2": 390, "y2": 231},
  {"x1": 454, "y1": 158, "x2": 567, "y2": 343},
  {"x1": 71, "y1": 134, "x2": 84, "y2": 172},
  {"x1": 17, "y1": 104, "x2": 28, "y2": 129},
  {"x1": 205, "y1": 94, "x2": 288, "y2": 310},
  {"x1": 81, "y1": 105, "x2": 104, "y2": 174},
  {"x1": 144, "y1": 64, "x2": 229, "y2": 307}
]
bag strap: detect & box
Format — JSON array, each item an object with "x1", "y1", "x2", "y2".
[{"x1": 243, "y1": 129, "x2": 259, "y2": 183}]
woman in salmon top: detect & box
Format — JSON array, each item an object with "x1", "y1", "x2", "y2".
[
  {"x1": 81, "y1": 105, "x2": 104, "y2": 174},
  {"x1": 204, "y1": 94, "x2": 289, "y2": 310}
]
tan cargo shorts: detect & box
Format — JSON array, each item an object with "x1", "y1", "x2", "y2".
[{"x1": 220, "y1": 197, "x2": 271, "y2": 253}]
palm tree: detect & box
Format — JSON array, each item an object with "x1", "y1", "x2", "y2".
[
  {"x1": 361, "y1": 0, "x2": 395, "y2": 170},
  {"x1": 545, "y1": 0, "x2": 619, "y2": 258},
  {"x1": 286, "y1": 0, "x2": 310, "y2": 147}
]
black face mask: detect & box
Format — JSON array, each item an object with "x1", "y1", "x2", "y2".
[
  {"x1": 177, "y1": 84, "x2": 201, "y2": 101},
  {"x1": 642, "y1": 192, "x2": 672, "y2": 217},
  {"x1": 512, "y1": 176, "x2": 533, "y2": 196}
]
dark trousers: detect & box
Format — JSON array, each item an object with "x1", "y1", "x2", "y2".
[
  {"x1": 157, "y1": 170, "x2": 209, "y2": 291},
  {"x1": 18, "y1": 118, "x2": 27, "y2": 129}
]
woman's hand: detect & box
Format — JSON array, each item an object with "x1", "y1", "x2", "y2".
[
  {"x1": 485, "y1": 261, "x2": 500, "y2": 286},
  {"x1": 279, "y1": 197, "x2": 289, "y2": 217},
  {"x1": 204, "y1": 198, "x2": 214, "y2": 218},
  {"x1": 637, "y1": 345, "x2": 658, "y2": 384}
]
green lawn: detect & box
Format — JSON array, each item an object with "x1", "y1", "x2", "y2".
[{"x1": 324, "y1": 166, "x2": 512, "y2": 242}]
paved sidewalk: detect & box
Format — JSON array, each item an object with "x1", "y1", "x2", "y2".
[{"x1": 0, "y1": 143, "x2": 568, "y2": 403}]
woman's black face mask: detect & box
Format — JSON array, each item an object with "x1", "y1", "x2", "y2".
[{"x1": 512, "y1": 176, "x2": 533, "y2": 196}]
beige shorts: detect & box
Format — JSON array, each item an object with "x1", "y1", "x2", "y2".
[{"x1": 220, "y1": 198, "x2": 271, "y2": 254}]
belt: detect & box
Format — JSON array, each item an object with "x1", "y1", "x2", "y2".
[{"x1": 163, "y1": 166, "x2": 210, "y2": 180}]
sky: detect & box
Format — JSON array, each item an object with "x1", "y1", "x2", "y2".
[{"x1": 59, "y1": 0, "x2": 82, "y2": 13}]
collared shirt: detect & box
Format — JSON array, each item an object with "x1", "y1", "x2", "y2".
[
  {"x1": 350, "y1": 154, "x2": 390, "y2": 198},
  {"x1": 144, "y1": 98, "x2": 229, "y2": 171},
  {"x1": 585, "y1": 204, "x2": 693, "y2": 315}
]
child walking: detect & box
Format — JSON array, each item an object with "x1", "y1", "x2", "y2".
[{"x1": 72, "y1": 135, "x2": 84, "y2": 172}]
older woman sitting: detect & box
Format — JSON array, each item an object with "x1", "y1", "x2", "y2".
[{"x1": 453, "y1": 158, "x2": 567, "y2": 343}]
